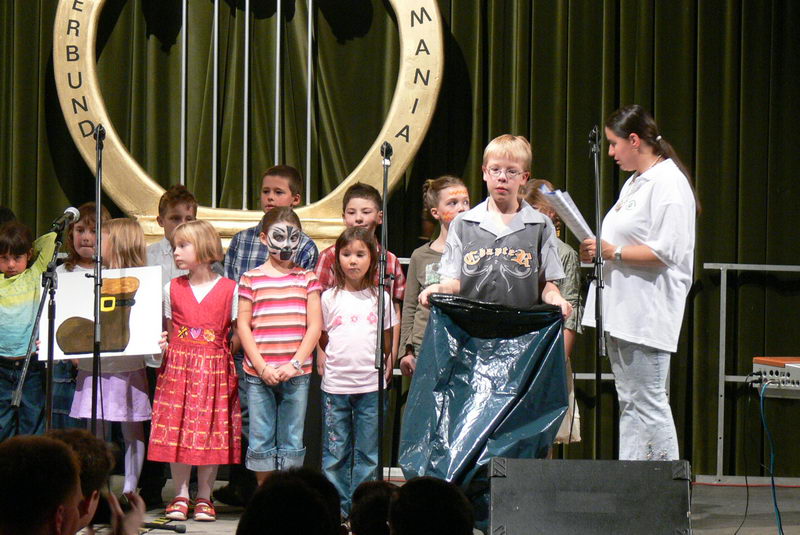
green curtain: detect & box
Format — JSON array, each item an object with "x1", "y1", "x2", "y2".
[{"x1": 2, "y1": 0, "x2": 800, "y2": 476}]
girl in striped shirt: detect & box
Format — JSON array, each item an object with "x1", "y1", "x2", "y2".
[{"x1": 237, "y1": 207, "x2": 322, "y2": 484}]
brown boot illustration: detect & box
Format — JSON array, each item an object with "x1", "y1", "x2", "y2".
[{"x1": 57, "y1": 276, "x2": 140, "y2": 354}]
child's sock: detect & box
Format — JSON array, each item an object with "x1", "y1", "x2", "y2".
[{"x1": 121, "y1": 421, "x2": 145, "y2": 494}]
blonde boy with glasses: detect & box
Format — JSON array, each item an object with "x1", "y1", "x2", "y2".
[{"x1": 419, "y1": 134, "x2": 572, "y2": 317}]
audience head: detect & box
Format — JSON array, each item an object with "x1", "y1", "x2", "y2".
[
  {"x1": 0, "y1": 435, "x2": 83, "y2": 535},
  {"x1": 64, "y1": 202, "x2": 111, "y2": 271},
  {"x1": 389, "y1": 476, "x2": 473, "y2": 535},
  {"x1": 0, "y1": 220, "x2": 33, "y2": 278},
  {"x1": 351, "y1": 480, "x2": 398, "y2": 535},
  {"x1": 237, "y1": 470, "x2": 339, "y2": 535},
  {"x1": 46, "y1": 429, "x2": 116, "y2": 533},
  {"x1": 342, "y1": 182, "x2": 383, "y2": 233},
  {"x1": 260, "y1": 165, "x2": 303, "y2": 213},
  {"x1": 156, "y1": 185, "x2": 198, "y2": 246}
]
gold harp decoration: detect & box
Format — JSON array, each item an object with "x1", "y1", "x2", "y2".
[{"x1": 53, "y1": 0, "x2": 443, "y2": 247}]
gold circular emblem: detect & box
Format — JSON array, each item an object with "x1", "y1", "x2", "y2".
[{"x1": 53, "y1": 0, "x2": 444, "y2": 245}]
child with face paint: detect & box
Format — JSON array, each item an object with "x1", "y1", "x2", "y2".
[
  {"x1": 398, "y1": 176, "x2": 470, "y2": 377},
  {"x1": 236, "y1": 207, "x2": 322, "y2": 485},
  {"x1": 317, "y1": 226, "x2": 398, "y2": 517}
]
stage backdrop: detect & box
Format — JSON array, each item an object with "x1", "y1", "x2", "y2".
[{"x1": 1, "y1": 0, "x2": 799, "y2": 477}]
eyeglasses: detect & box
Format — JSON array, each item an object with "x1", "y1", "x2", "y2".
[{"x1": 486, "y1": 166, "x2": 525, "y2": 179}]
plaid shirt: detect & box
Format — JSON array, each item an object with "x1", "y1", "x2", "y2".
[
  {"x1": 224, "y1": 224, "x2": 319, "y2": 284},
  {"x1": 314, "y1": 244, "x2": 406, "y2": 301}
]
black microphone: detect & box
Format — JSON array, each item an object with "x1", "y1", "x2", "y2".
[
  {"x1": 380, "y1": 141, "x2": 393, "y2": 161},
  {"x1": 93, "y1": 124, "x2": 106, "y2": 141},
  {"x1": 50, "y1": 207, "x2": 80, "y2": 232},
  {"x1": 589, "y1": 125, "x2": 600, "y2": 154}
]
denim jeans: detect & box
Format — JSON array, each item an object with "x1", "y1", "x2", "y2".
[
  {"x1": 607, "y1": 335, "x2": 679, "y2": 461},
  {"x1": 0, "y1": 359, "x2": 45, "y2": 441},
  {"x1": 322, "y1": 391, "x2": 383, "y2": 517},
  {"x1": 245, "y1": 373, "x2": 310, "y2": 472},
  {"x1": 51, "y1": 361, "x2": 82, "y2": 430}
]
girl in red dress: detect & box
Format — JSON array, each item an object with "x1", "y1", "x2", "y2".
[{"x1": 148, "y1": 220, "x2": 241, "y2": 522}]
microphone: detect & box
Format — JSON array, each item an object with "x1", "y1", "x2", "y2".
[
  {"x1": 50, "y1": 207, "x2": 80, "y2": 232},
  {"x1": 588, "y1": 125, "x2": 600, "y2": 154},
  {"x1": 380, "y1": 141, "x2": 393, "y2": 161},
  {"x1": 93, "y1": 124, "x2": 106, "y2": 141}
]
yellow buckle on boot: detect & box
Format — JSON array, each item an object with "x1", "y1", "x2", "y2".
[{"x1": 100, "y1": 296, "x2": 116, "y2": 312}]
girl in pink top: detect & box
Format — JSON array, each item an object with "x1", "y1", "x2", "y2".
[{"x1": 317, "y1": 226, "x2": 397, "y2": 517}]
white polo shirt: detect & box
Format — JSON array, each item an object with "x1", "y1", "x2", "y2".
[{"x1": 582, "y1": 158, "x2": 695, "y2": 353}]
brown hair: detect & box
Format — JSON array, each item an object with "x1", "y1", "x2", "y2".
[
  {"x1": 333, "y1": 226, "x2": 378, "y2": 292},
  {"x1": 422, "y1": 175, "x2": 466, "y2": 213},
  {"x1": 263, "y1": 165, "x2": 303, "y2": 197},
  {"x1": 483, "y1": 134, "x2": 532, "y2": 171},
  {"x1": 46, "y1": 429, "x2": 115, "y2": 499},
  {"x1": 343, "y1": 182, "x2": 382, "y2": 212},
  {"x1": 172, "y1": 220, "x2": 224, "y2": 264},
  {"x1": 605, "y1": 104, "x2": 700, "y2": 212},
  {"x1": 64, "y1": 202, "x2": 111, "y2": 271},
  {"x1": 103, "y1": 218, "x2": 147, "y2": 269},
  {"x1": 260, "y1": 206, "x2": 302, "y2": 235},
  {"x1": 157, "y1": 184, "x2": 198, "y2": 216},
  {"x1": 0, "y1": 221, "x2": 33, "y2": 256}
]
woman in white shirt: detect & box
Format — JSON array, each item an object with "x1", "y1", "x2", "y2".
[{"x1": 580, "y1": 104, "x2": 697, "y2": 461}]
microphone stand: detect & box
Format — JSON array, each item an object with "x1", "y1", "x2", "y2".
[
  {"x1": 11, "y1": 224, "x2": 68, "y2": 431},
  {"x1": 374, "y1": 141, "x2": 393, "y2": 481},
  {"x1": 90, "y1": 124, "x2": 106, "y2": 434},
  {"x1": 589, "y1": 125, "x2": 607, "y2": 457}
]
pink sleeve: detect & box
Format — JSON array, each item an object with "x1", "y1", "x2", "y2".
[
  {"x1": 306, "y1": 271, "x2": 322, "y2": 294},
  {"x1": 238, "y1": 273, "x2": 254, "y2": 302}
]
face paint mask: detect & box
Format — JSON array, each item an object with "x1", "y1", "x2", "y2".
[{"x1": 267, "y1": 223, "x2": 301, "y2": 261}]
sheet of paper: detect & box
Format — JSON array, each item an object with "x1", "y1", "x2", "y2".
[{"x1": 542, "y1": 189, "x2": 595, "y2": 241}]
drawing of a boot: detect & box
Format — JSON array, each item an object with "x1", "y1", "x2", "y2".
[{"x1": 57, "y1": 276, "x2": 140, "y2": 354}]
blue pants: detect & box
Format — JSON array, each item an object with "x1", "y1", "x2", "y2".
[
  {"x1": 322, "y1": 391, "x2": 383, "y2": 517},
  {"x1": 245, "y1": 373, "x2": 310, "y2": 472},
  {"x1": 0, "y1": 359, "x2": 45, "y2": 441},
  {"x1": 51, "y1": 361, "x2": 82, "y2": 430}
]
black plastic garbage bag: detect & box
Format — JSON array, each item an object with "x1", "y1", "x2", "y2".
[{"x1": 399, "y1": 294, "x2": 568, "y2": 487}]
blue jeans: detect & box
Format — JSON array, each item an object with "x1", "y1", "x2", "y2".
[
  {"x1": 322, "y1": 391, "x2": 383, "y2": 517},
  {"x1": 0, "y1": 359, "x2": 45, "y2": 441},
  {"x1": 245, "y1": 373, "x2": 310, "y2": 472},
  {"x1": 51, "y1": 361, "x2": 82, "y2": 430}
]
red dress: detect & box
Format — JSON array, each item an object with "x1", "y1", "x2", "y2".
[{"x1": 148, "y1": 276, "x2": 242, "y2": 465}]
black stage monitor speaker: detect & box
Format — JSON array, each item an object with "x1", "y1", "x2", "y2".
[{"x1": 489, "y1": 458, "x2": 691, "y2": 534}]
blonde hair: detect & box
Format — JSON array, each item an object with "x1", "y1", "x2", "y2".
[
  {"x1": 482, "y1": 134, "x2": 532, "y2": 171},
  {"x1": 104, "y1": 218, "x2": 147, "y2": 269},
  {"x1": 172, "y1": 220, "x2": 223, "y2": 264}
]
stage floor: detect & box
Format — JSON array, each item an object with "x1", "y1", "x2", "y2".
[{"x1": 117, "y1": 478, "x2": 800, "y2": 534}]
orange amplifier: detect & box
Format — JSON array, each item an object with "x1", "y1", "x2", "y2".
[{"x1": 753, "y1": 357, "x2": 800, "y2": 399}]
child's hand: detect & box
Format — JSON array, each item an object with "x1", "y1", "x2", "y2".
[
  {"x1": 418, "y1": 285, "x2": 437, "y2": 307},
  {"x1": 399, "y1": 353, "x2": 417, "y2": 376},
  {"x1": 384, "y1": 363, "x2": 394, "y2": 385},
  {"x1": 259, "y1": 365, "x2": 280, "y2": 386},
  {"x1": 158, "y1": 331, "x2": 169, "y2": 352},
  {"x1": 275, "y1": 363, "x2": 300, "y2": 382}
]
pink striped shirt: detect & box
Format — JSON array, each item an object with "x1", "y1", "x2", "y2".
[{"x1": 238, "y1": 267, "x2": 322, "y2": 376}]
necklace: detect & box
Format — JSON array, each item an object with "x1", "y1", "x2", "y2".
[{"x1": 613, "y1": 156, "x2": 662, "y2": 212}]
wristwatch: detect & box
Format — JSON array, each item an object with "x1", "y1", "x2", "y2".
[
  {"x1": 614, "y1": 246, "x2": 623, "y2": 261},
  {"x1": 290, "y1": 359, "x2": 303, "y2": 372}
]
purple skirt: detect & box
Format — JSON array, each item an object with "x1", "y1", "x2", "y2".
[{"x1": 70, "y1": 369, "x2": 151, "y2": 422}]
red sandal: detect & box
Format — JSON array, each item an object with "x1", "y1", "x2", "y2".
[
  {"x1": 165, "y1": 496, "x2": 190, "y2": 521},
  {"x1": 194, "y1": 498, "x2": 216, "y2": 522}
]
